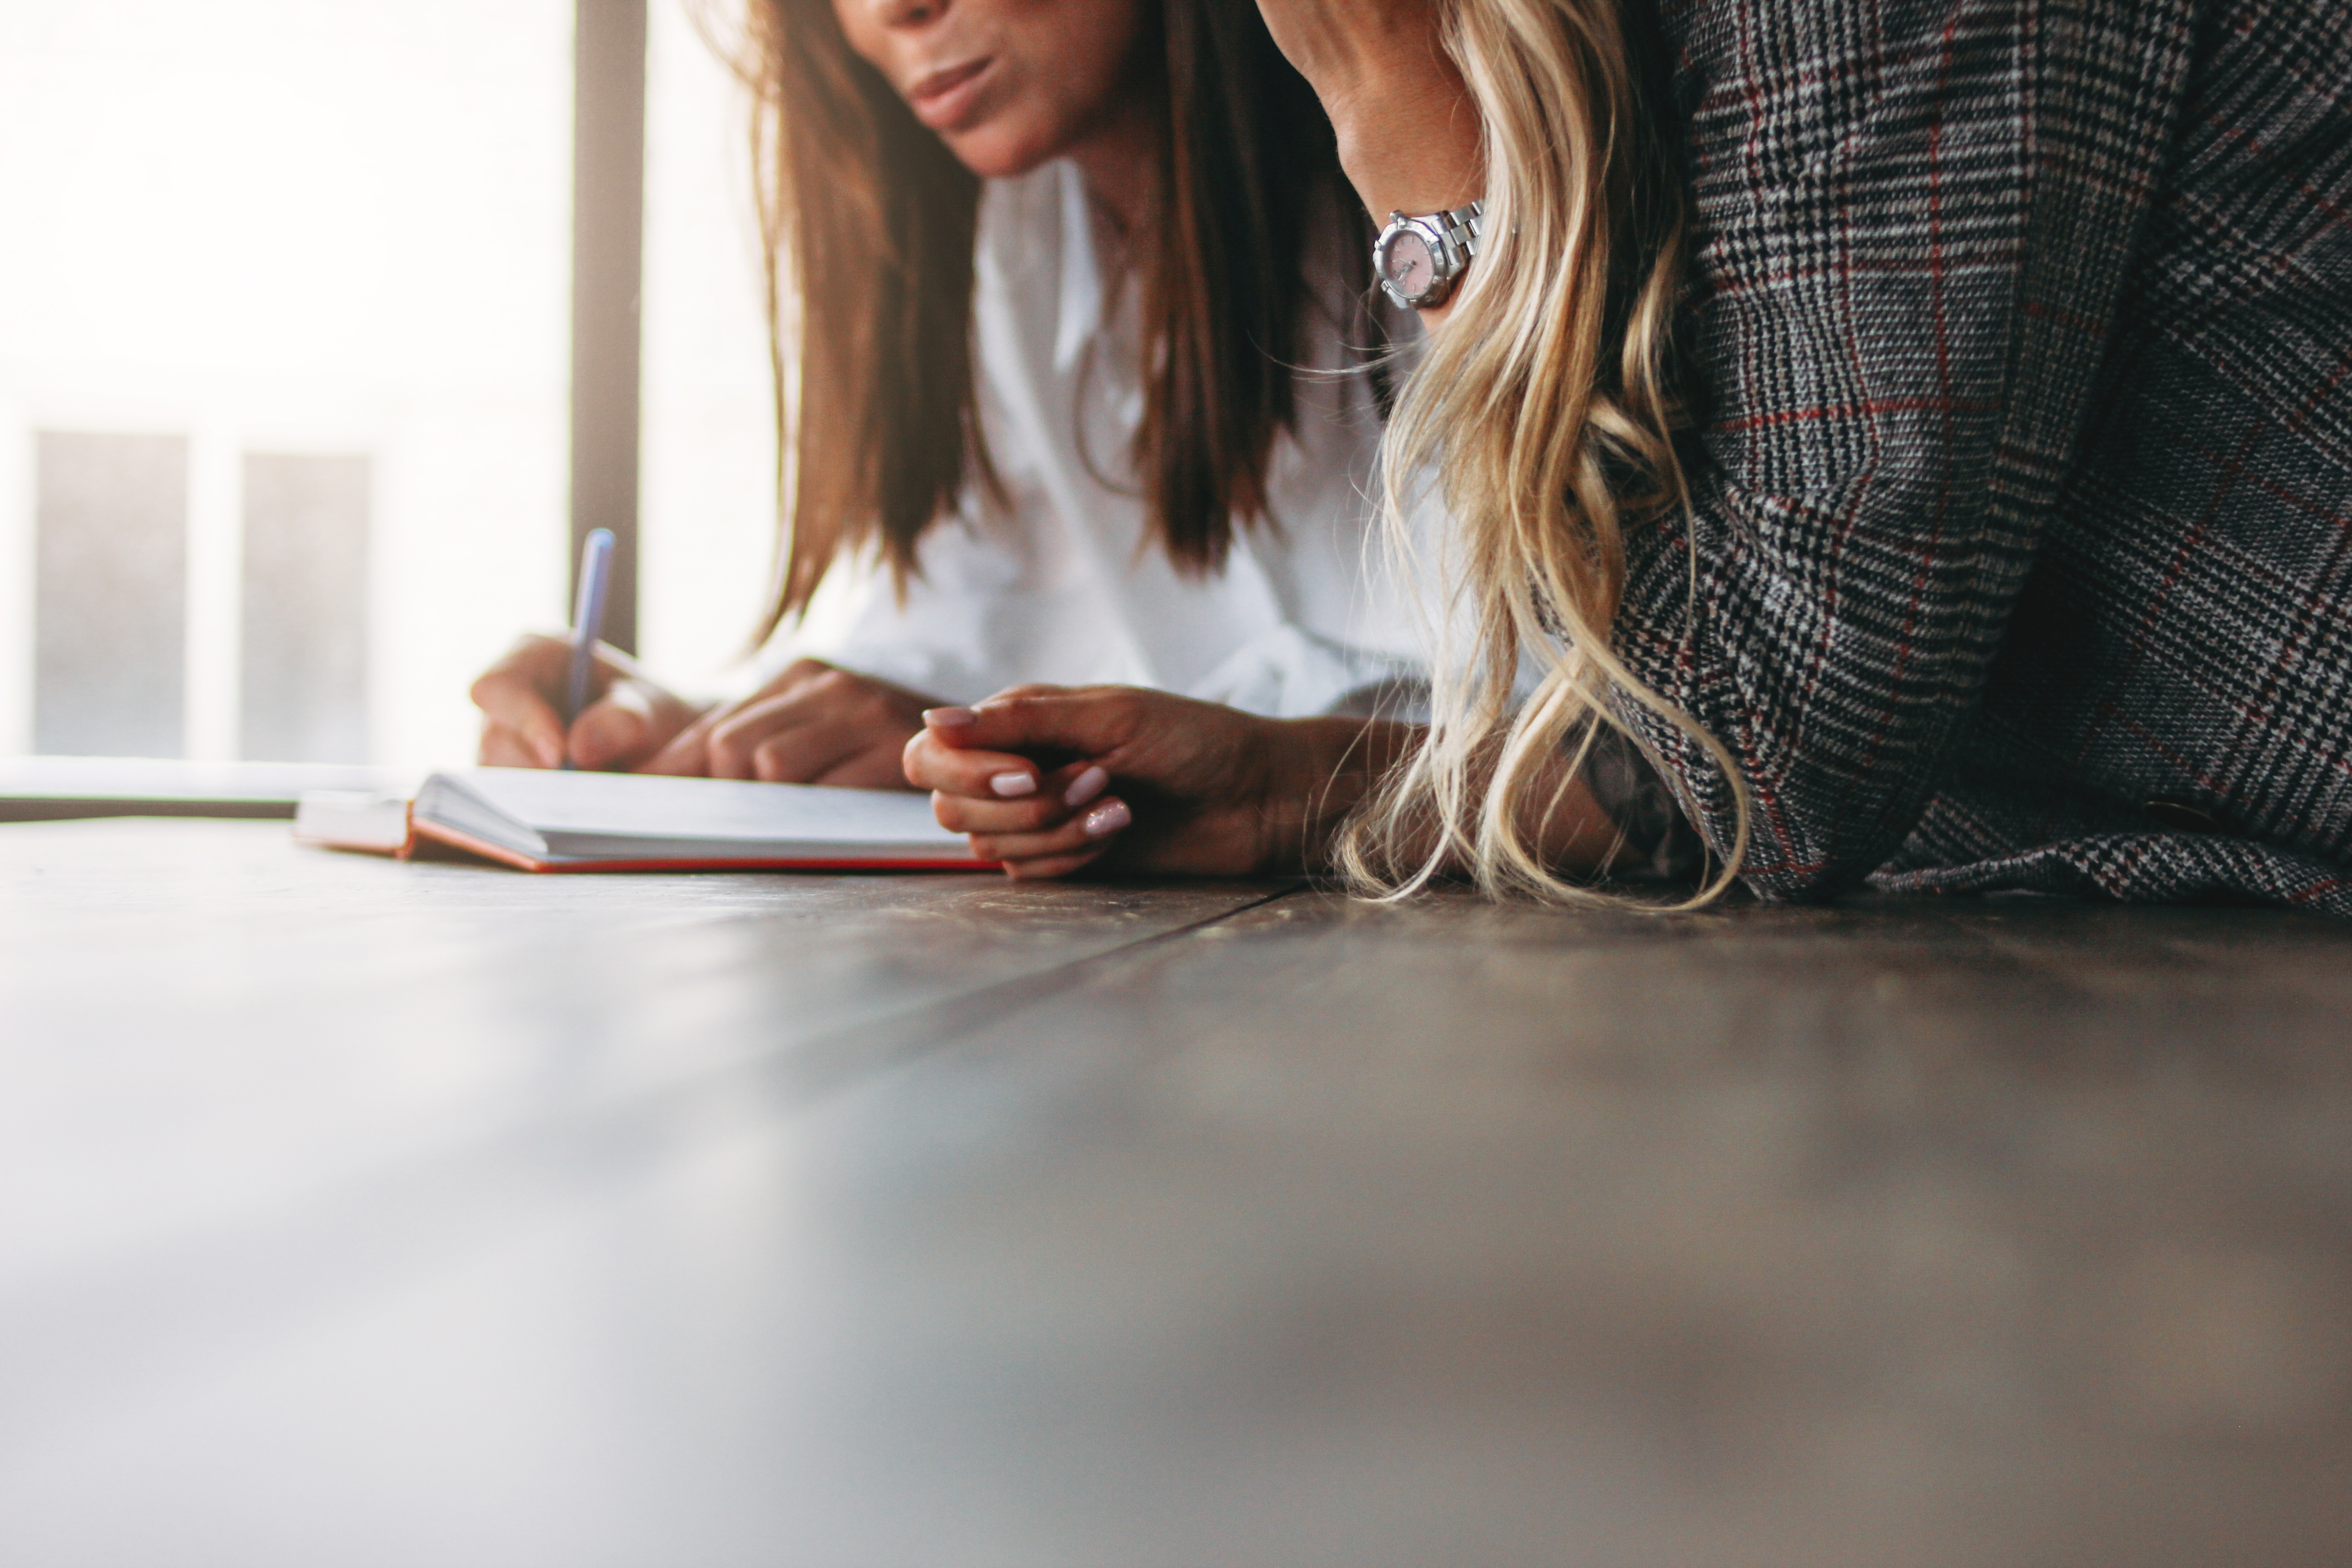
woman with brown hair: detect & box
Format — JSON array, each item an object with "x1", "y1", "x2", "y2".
[
  {"x1": 471, "y1": 0, "x2": 1429, "y2": 786},
  {"x1": 908, "y1": 0, "x2": 2352, "y2": 913}
]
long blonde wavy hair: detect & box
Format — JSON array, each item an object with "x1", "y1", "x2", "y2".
[{"x1": 1334, "y1": 0, "x2": 1749, "y2": 906}]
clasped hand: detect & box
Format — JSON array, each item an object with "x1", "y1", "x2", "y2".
[{"x1": 903, "y1": 686, "x2": 1416, "y2": 880}]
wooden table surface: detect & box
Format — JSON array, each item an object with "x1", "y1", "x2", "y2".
[{"x1": 2, "y1": 818, "x2": 2347, "y2": 1567}]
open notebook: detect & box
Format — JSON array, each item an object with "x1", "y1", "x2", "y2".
[{"x1": 294, "y1": 768, "x2": 988, "y2": 873}]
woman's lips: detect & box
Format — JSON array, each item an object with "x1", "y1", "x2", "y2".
[{"x1": 906, "y1": 56, "x2": 994, "y2": 130}]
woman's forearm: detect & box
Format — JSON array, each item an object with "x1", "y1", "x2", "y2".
[
  {"x1": 1264, "y1": 716, "x2": 1426, "y2": 872},
  {"x1": 1269, "y1": 716, "x2": 1624, "y2": 879}
]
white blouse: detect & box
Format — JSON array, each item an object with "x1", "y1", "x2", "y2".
[{"x1": 767, "y1": 159, "x2": 1431, "y2": 718}]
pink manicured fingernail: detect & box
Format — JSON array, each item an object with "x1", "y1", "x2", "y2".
[
  {"x1": 924, "y1": 706, "x2": 978, "y2": 727},
  {"x1": 1064, "y1": 765, "x2": 1108, "y2": 808},
  {"x1": 990, "y1": 772, "x2": 1037, "y2": 797},
  {"x1": 1082, "y1": 799, "x2": 1130, "y2": 837}
]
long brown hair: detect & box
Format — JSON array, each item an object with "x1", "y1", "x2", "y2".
[{"x1": 735, "y1": 0, "x2": 1342, "y2": 644}]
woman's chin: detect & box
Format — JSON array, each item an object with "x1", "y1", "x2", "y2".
[{"x1": 940, "y1": 123, "x2": 1070, "y2": 184}]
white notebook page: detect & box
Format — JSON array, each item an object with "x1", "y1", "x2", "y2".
[{"x1": 437, "y1": 769, "x2": 969, "y2": 854}]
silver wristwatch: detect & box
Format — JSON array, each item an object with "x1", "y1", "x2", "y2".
[{"x1": 1373, "y1": 200, "x2": 1485, "y2": 309}]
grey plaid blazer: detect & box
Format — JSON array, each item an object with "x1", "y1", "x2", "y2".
[{"x1": 1616, "y1": 0, "x2": 2352, "y2": 912}]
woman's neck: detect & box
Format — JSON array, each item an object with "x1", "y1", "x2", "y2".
[{"x1": 1064, "y1": 89, "x2": 1160, "y2": 245}]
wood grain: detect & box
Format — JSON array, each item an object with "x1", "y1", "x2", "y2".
[{"x1": 1, "y1": 822, "x2": 2346, "y2": 1567}]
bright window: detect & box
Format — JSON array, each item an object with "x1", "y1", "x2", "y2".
[
  {"x1": 637, "y1": 0, "x2": 779, "y2": 699},
  {"x1": 0, "y1": 0, "x2": 575, "y2": 766}
]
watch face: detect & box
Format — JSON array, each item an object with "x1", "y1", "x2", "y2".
[{"x1": 1381, "y1": 228, "x2": 1437, "y2": 301}]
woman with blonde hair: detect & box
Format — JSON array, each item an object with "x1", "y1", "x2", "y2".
[
  {"x1": 471, "y1": 0, "x2": 1429, "y2": 786},
  {"x1": 909, "y1": 0, "x2": 2352, "y2": 915}
]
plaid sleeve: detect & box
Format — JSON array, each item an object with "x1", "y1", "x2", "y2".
[{"x1": 1618, "y1": 0, "x2": 2204, "y2": 900}]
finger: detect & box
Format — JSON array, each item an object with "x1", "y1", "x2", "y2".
[
  {"x1": 567, "y1": 681, "x2": 668, "y2": 771},
  {"x1": 918, "y1": 686, "x2": 1145, "y2": 761},
  {"x1": 639, "y1": 711, "x2": 715, "y2": 776},
  {"x1": 474, "y1": 632, "x2": 674, "y2": 771},
  {"x1": 470, "y1": 632, "x2": 574, "y2": 694},
  {"x1": 905, "y1": 731, "x2": 1093, "y2": 802},
  {"x1": 703, "y1": 692, "x2": 804, "y2": 780},
  {"x1": 704, "y1": 693, "x2": 813, "y2": 780},
  {"x1": 810, "y1": 746, "x2": 926, "y2": 792},
  {"x1": 470, "y1": 666, "x2": 567, "y2": 769},
  {"x1": 647, "y1": 659, "x2": 826, "y2": 777},
  {"x1": 960, "y1": 796, "x2": 1132, "y2": 866},
  {"x1": 998, "y1": 844, "x2": 1116, "y2": 881},
  {"x1": 929, "y1": 761, "x2": 1101, "y2": 833},
  {"x1": 749, "y1": 722, "x2": 870, "y2": 785},
  {"x1": 479, "y1": 722, "x2": 550, "y2": 769},
  {"x1": 748, "y1": 684, "x2": 923, "y2": 785},
  {"x1": 770, "y1": 657, "x2": 840, "y2": 688}
]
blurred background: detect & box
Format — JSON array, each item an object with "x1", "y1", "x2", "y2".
[{"x1": 0, "y1": 0, "x2": 776, "y2": 769}]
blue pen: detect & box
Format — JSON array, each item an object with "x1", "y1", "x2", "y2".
[{"x1": 559, "y1": 528, "x2": 616, "y2": 770}]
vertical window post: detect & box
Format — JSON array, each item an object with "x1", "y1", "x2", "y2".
[{"x1": 571, "y1": 0, "x2": 646, "y2": 654}]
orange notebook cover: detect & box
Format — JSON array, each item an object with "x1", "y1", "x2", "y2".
[{"x1": 294, "y1": 768, "x2": 990, "y2": 874}]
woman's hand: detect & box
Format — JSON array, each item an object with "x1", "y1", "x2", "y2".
[
  {"x1": 638, "y1": 659, "x2": 936, "y2": 789},
  {"x1": 900, "y1": 685, "x2": 1417, "y2": 880},
  {"x1": 470, "y1": 634, "x2": 704, "y2": 771},
  {"x1": 1251, "y1": 0, "x2": 1483, "y2": 230},
  {"x1": 1250, "y1": 0, "x2": 1441, "y2": 98}
]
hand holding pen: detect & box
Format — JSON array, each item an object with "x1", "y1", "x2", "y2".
[
  {"x1": 470, "y1": 530, "x2": 702, "y2": 771},
  {"x1": 470, "y1": 527, "x2": 944, "y2": 783}
]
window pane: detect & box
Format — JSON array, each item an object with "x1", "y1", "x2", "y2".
[
  {"x1": 0, "y1": 0, "x2": 573, "y2": 765},
  {"x1": 638, "y1": 0, "x2": 778, "y2": 691},
  {"x1": 240, "y1": 452, "x2": 371, "y2": 764},
  {"x1": 33, "y1": 432, "x2": 187, "y2": 758}
]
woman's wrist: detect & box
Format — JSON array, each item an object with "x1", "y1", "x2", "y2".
[{"x1": 1251, "y1": 716, "x2": 1422, "y2": 875}]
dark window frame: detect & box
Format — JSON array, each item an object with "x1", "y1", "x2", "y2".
[{"x1": 571, "y1": 0, "x2": 647, "y2": 653}]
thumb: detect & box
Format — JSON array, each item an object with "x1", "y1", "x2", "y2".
[
  {"x1": 567, "y1": 682, "x2": 662, "y2": 770},
  {"x1": 469, "y1": 667, "x2": 568, "y2": 769}
]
